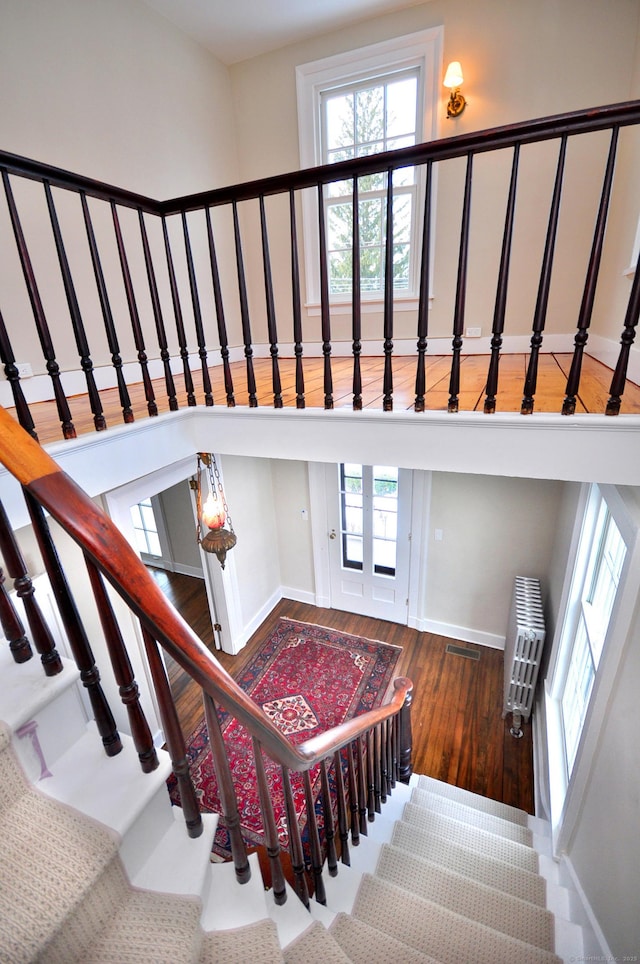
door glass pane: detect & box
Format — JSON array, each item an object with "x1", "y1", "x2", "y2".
[
  {"x1": 340, "y1": 464, "x2": 363, "y2": 570},
  {"x1": 372, "y1": 466, "x2": 398, "y2": 575}
]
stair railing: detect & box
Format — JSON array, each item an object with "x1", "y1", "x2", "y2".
[
  {"x1": 0, "y1": 405, "x2": 413, "y2": 904},
  {"x1": 2, "y1": 101, "x2": 640, "y2": 439}
]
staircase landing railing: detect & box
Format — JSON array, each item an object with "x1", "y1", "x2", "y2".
[
  {"x1": 0, "y1": 406, "x2": 413, "y2": 907},
  {"x1": 2, "y1": 101, "x2": 640, "y2": 440}
]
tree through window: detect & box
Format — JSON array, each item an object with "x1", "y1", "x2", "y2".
[
  {"x1": 322, "y1": 71, "x2": 419, "y2": 296},
  {"x1": 296, "y1": 28, "x2": 443, "y2": 307}
]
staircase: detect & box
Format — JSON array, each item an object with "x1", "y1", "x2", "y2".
[{"x1": 0, "y1": 637, "x2": 584, "y2": 963}]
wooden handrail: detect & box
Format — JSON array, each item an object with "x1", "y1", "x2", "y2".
[
  {"x1": 2, "y1": 101, "x2": 639, "y2": 216},
  {"x1": 0, "y1": 406, "x2": 412, "y2": 772}
]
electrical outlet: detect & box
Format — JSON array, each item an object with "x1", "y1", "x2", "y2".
[
  {"x1": 16, "y1": 362, "x2": 33, "y2": 378},
  {"x1": 465, "y1": 327, "x2": 481, "y2": 338}
]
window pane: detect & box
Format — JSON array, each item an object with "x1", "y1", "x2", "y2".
[
  {"x1": 373, "y1": 538, "x2": 396, "y2": 574},
  {"x1": 342, "y1": 464, "x2": 362, "y2": 492},
  {"x1": 326, "y1": 93, "x2": 354, "y2": 149},
  {"x1": 562, "y1": 617, "x2": 595, "y2": 776},
  {"x1": 146, "y1": 532, "x2": 162, "y2": 557},
  {"x1": 355, "y1": 85, "x2": 384, "y2": 146},
  {"x1": 344, "y1": 499, "x2": 363, "y2": 536},
  {"x1": 140, "y1": 503, "x2": 157, "y2": 532},
  {"x1": 387, "y1": 77, "x2": 418, "y2": 138},
  {"x1": 130, "y1": 504, "x2": 142, "y2": 528},
  {"x1": 132, "y1": 529, "x2": 148, "y2": 554},
  {"x1": 328, "y1": 203, "x2": 352, "y2": 249},
  {"x1": 344, "y1": 534, "x2": 363, "y2": 569}
]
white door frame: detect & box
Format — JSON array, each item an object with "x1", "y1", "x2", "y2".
[
  {"x1": 309, "y1": 461, "x2": 430, "y2": 626},
  {"x1": 103, "y1": 456, "x2": 243, "y2": 656}
]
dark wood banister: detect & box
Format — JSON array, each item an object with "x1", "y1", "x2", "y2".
[
  {"x1": 2, "y1": 101, "x2": 639, "y2": 216},
  {"x1": 0, "y1": 406, "x2": 412, "y2": 773}
]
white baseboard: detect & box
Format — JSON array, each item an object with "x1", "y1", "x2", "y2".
[
  {"x1": 587, "y1": 333, "x2": 640, "y2": 388},
  {"x1": 233, "y1": 588, "x2": 282, "y2": 652},
  {"x1": 3, "y1": 334, "x2": 606, "y2": 408},
  {"x1": 280, "y1": 586, "x2": 317, "y2": 606},
  {"x1": 408, "y1": 616, "x2": 505, "y2": 651},
  {"x1": 561, "y1": 854, "x2": 611, "y2": 961},
  {"x1": 172, "y1": 563, "x2": 204, "y2": 579}
]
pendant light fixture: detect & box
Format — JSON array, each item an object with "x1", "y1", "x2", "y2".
[{"x1": 192, "y1": 452, "x2": 237, "y2": 569}]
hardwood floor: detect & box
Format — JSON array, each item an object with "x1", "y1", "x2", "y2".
[
  {"x1": 149, "y1": 568, "x2": 534, "y2": 815},
  {"x1": 8, "y1": 351, "x2": 640, "y2": 445}
]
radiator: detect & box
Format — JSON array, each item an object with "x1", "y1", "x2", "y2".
[{"x1": 502, "y1": 576, "x2": 546, "y2": 726}]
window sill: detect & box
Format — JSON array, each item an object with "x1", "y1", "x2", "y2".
[{"x1": 305, "y1": 296, "x2": 433, "y2": 316}]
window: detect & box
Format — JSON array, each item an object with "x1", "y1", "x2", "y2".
[
  {"x1": 560, "y1": 500, "x2": 626, "y2": 776},
  {"x1": 130, "y1": 498, "x2": 162, "y2": 558},
  {"x1": 296, "y1": 29, "x2": 443, "y2": 309},
  {"x1": 323, "y1": 72, "x2": 419, "y2": 296},
  {"x1": 339, "y1": 463, "x2": 399, "y2": 576}
]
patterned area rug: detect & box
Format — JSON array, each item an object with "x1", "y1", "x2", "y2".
[{"x1": 168, "y1": 617, "x2": 402, "y2": 860}]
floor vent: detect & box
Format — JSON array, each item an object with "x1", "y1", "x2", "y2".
[{"x1": 445, "y1": 644, "x2": 480, "y2": 661}]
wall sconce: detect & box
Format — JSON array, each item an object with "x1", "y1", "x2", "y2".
[
  {"x1": 191, "y1": 453, "x2": 237, "y2": 569},
  {"x1": 444, "y1": 61, "x2": 466, "y2": 118}
]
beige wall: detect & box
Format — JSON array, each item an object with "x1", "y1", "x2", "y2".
[
  {"x1": 425, "y1": 472, "x2": 563, "y2": 638},
  {"x1": 229, "y1": 0, "x2": 640, "y2": 348},
  {"x1": 2, "y1": 0, "x2": 640, "y2": 381},
  {"x1": 0, "y1": 0, "x2": 243, "y2": 374},
  {"x1": 568, "y1": 593, "x2": 640, "y2": 958},
  {"x1": 271, "y1": 459, "x2": 316, "y2": 597},
  {"x1": 219, "y1": 454, "x2": 282, "y2": 625},
  {"x1": 158, "y1": 480, "x2": 202, "y2": 573}
]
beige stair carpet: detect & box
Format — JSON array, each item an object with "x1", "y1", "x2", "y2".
[
  {"x1": 283, "y1": 921, "x2": 351, "y2": 963},
  {"x1": 201, "y1": 919, "x2": 284, "y2": 963},
  {"x1": 416, "y1": 774, "x2": 530, "y2": 826},
  {"x1": 410, "y1": 786, "x2": 534, "y2": 845},
  {"x1": 375, "y1": 843, "x2": 555, "y2": 950},
  {"x1": 330, "y1": 912, "x2": 441, "y2": 963},
  {"x1": 352, "y1": 874, "x2": 562, "y2": 964},
  {"x1": 402, "y1": 802, "x2": 539, "y2": 873},
  {"x1": 0, "y1": 722, "x2": 283, "y2": 964},
  {"x1": 391, "y1": 819, "x2": 546, "y2": 906}
]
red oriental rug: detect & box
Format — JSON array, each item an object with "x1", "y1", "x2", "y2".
[{"x1": 167, "y1": 616, "x2": 402, "y2": 860}]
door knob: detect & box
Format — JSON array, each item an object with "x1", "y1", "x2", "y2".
[{"x1": 329, "y1": 529, "x2": 337, "y2": 540}]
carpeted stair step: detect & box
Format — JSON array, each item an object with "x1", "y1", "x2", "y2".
[
  {"x1": 391, "y1": 818, "x2": 546, "y2": 906},
  {"x1": 417, "y1": 774, "x2": 529, "y2": 826},
  {"x1": 402, "y1": 802, "x2": 539, "y2": 873},
  {"x1": 43, "y1": 855, "x2": 204, "y2": 963},
  {"x1": 200, "y1": 918, "x2": 284, "y2": 963},
  {"x1": 329, "y1": 912, "x2": 441, "y2": 963},
  {"x1": 375, "y1": 843, "x2": 555, "y2": 950},
  {"x1": 0, "y1": 723, "x2": 119, "y2": 963},
  {"x1": 351, "y1": 874, "x2": 562, "y2": 964},
  {"x1": 410, "y1": 786, "x2": 533, "y2": 845},
  {"x1": 283, "y1": 920, "x2": 351, "y2": 963}
]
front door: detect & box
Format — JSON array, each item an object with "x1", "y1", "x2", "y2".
[{"x1": 327, "y1": 463, "x2": 411, "y2": 623}]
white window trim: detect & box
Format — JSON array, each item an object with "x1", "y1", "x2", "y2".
[
  {"x1": 544, "y1": 483, "x2": 640, "y2": 855},
  {"x1": 295, "y1": 28, "x2": 444, "y2": 312}
]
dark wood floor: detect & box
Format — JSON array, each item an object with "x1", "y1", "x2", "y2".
[{"x1": 149, "y1": 568, "x2": 534, "y2": 814}]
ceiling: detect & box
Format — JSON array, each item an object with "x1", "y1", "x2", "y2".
[{"x1": 142, "y1": 0, "x2": 423, "y2": 66}]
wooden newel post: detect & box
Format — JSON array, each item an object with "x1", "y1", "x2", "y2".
[{"x1": 397, "y1": 678, "x2": 413, "y2": 784}]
